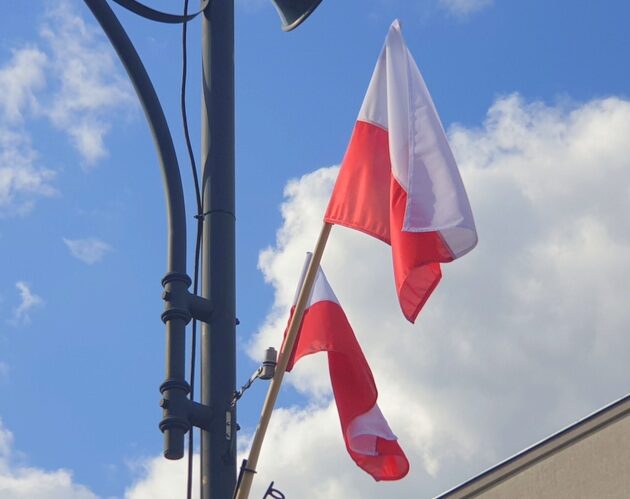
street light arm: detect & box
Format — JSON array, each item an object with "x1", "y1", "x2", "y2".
[
  {"x1": 111, "y1": 0, "x2": 210, "y2": 24},
  {"x1": 83, "y1": 0, "x2": 191, "y2": 461},
  {"x1": 83, "y1": 0, "x2": 187, "y2": 275}
]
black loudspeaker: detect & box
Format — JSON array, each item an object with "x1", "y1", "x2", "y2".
[{"x1": 271, "y1": 0, "x2": 324, "y2": 31}]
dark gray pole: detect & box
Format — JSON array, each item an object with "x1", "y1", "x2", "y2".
[{"x1": 200, "y1": 0, "x2": 236, "y2": 497}]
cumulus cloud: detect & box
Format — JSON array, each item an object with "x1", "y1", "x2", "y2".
[
  {"x1": 124, "y1": 454, "x2": 198, "y2": 499},
  {"x1": 0, "y1": 416, "x2": 181, "y2": 499},
  {"x1": 63, "y1": 237, "x2": 112, "y2": 265},
  {"x1": 0, "y1": 128, "x2": 56, "y2": 216},
  {"x1": 0, "y1": 47, "x2": 55, "y2": 216},
  {"x1": 439, "y1": 0, "x2": 494, "y2": 17},
  {"x1": 11, "y1": 282, "x2": 43, "y2": 325},
  {"x1": 18, "y1": 93, "x2": 625, "y2": 499},
  {"x1": 2, "y1": 92, "x2": 629, "y2": 498},
  {"x1": 244, "y1": 94, "x2": 630, "y2": 497},
  {"x1": 40, "y1": 2, "x2": 134, "y2": 166},
  {"x1": 0, "y1": 0, "x2": 132, "y2": 215},
  {"x1": 0, "y1": 47, "x2": 47, "y2": 123},
  {"x1": 0, "y1": 419, "x2": 97, "y2": 499}
]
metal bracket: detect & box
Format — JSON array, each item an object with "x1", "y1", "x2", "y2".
[
  {"x1": 161, "y1": 272, "x2": 192, "y2": 324},
  {"x1": 187, "y1": 291, "x2": 213, "y2": 324},
  {"x1": 189, "y1": 400, "x2": 213, "y2": 432},
  {"x1": 160, "y1": 272, "x2": 214, "y2": 325},
  {"x1": 159, "y1": 394, "x2": 213, "y2": 431},
  {"x1": 157, "y1": 271, "x2": 216, "y2": 457}
]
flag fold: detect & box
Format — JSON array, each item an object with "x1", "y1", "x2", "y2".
[
  {"x1": 282, "y1": 254, "x2": 409, "y2": 481},
  {"x1": 324, "y1": 19, "x2": 477, "y2": 323}
]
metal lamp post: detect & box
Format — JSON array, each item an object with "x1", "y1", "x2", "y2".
[
  {"x1": 199, "y1": 2, "x2": 236, "y2": 496},
  {"x1": 83, "y1": 0, "x2": 325, "y2": 497}
]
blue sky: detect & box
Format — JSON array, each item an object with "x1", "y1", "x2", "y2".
[{"x1": 1, "y1": 0, "x2": 630, "y2": 497}]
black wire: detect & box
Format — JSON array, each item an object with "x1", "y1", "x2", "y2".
[
  {"x1": 187, "y1": 205, "x2": 203, "y2": 499},
  {"x1": 181, "y1": 5, "x2": 203, "y2": 214},
  {"x1": 181, "y1": 0, "x2": 204, "y2": 497}
]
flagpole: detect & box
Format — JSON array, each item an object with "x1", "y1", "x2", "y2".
[{"x1": 234, "y1": 222, "x2": 332, "y2": 499}]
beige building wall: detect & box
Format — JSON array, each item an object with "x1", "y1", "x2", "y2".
[
  {"x1": 438, "y1": 396, "x2": 630, "y2": 499},
  {"x1": 479, "y1": 415, "x2": 630, "y2": 499}
]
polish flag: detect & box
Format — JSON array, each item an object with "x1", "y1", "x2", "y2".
[
  {"x1": 324, "y1": 20, "x2": 477, "y2": 323},
  {"x1": 282, "y1": 255, "x2": 409, "y2": 481}
]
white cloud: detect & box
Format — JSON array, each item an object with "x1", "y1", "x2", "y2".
[
  {"x1": 11, "y1": 282, "x2": 43, "y2": 325},
  {"x1": 0, "y1": 419, "x2": 97, "y2": 499},
  {"x1": 246, "y1": 403, "x2": 416, "y2": 498},
  {"x1": 0, "y1": 46, "x2": 55, "y2": 216},
  {"x1": 0, "y1": 0, "x2": 132, "y2": 216},
  {"x1": 124, "y1": 454, "x2": 198, "y2": 499},
  {"x1": 40, "y1": 2, "x2": 134, "y2": 166},
  {"x1": 19, "y1": 93, "x2": 626, "y2": 499},
  {"x1": 0, "y1": 415, "x2": 185, "y2": 499},
  {"x1": 0, "y1": 47, "x2": 47, "y2": 123},
  {"x1": 243, "y1": 94, "x2": 630, "y2": 497},
  {"x1": 0, "y1": 127, "x2": 56, "y2": 216},
  {"x1": 439, "y1": 0, "x2": 493, "y2": 17},
  {"x1": 63, "y1": 237, "x2": 112, "y2": 265},
  {"x1": 2, "y1": 90, "x2": 629, "y2": 498}
]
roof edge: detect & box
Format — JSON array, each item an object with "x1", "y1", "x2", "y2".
[{"x1": 436, "y1": 393, "x2": 630, "y2": 499}]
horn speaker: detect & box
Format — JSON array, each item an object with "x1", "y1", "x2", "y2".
[{"x1": 271, "y1": 0, "x2": 324, "y2": 31}]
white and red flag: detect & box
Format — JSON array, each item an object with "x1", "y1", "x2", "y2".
[
  {"x1": 324, "y1": 20, "x2": 477, "y2": 323},
  {"x1": 281, "y1": 254, "x2": 409, "y2": 481}
]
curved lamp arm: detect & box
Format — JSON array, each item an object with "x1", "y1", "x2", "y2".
[
  {"x1": 83, "y1": 0, "x2": 187, "y2": 273},
  {"x1": 83, "y1": 0, "x2": 191, "y2": 460}
]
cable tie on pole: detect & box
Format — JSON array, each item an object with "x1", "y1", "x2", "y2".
[
  {"x1": 202, "y1": 208, "x2": 236, "y2": 219},
  {"x1": 233, "y1": 459, "x2": 257, "y2": 499}
]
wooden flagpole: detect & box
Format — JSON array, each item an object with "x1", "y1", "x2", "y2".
[{"x1": 234, "y1": 222, "x2": 332, "y2": 499}]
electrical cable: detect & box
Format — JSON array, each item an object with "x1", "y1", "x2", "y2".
[{"x1": 180, "y1": 0, "x2": 205, "y2": 497}]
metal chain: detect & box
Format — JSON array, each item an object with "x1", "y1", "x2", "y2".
[{"x1": 231, "y1": 367, "x2": 263, "y2": 407}]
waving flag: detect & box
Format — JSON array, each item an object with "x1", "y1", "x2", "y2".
[
  {"x1": 324, "y1": 20, "x2": 477, "y2": 323},
  {"x1": 282, "y1": 254, "x2": 409, "y2": 481}
]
